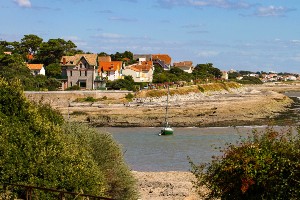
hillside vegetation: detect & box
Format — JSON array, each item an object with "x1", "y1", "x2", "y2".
[
  {"x1": 136, "y1": 82, "x2": 242, "y2": 98},
  {"x1": 0, "y1": 78, "x2": 137, "y2": 199}
]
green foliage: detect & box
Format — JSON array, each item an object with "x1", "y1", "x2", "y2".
[
  {"x1": 153, "y1": 65, "x2": 193, "y2": 83},
  {"x1": 0, "y1": 78, "x2": 137, "y2": 199},
  {"x1": 237, "y1": 76, "x2": 263, "y2": 84},
  {"x1": 110, "y1": 51, "x2": 133, "y2": 61},
  {"x1": 198, "y1": 86, "x2": 205, "y2": 92},
  {"x1": 20, "y1": 34, "x2": 43, "y2": 56},
  {"x1": 228, "y1": 71, "x2": 239, "y2": 79},
  {"x1": 36, "y1": 38, "x2": 79, "y2": 66},
  {"x1": 45, "y1": 63, "x2": 62, "y2": 78},
  {"x1": 0, "y1": 54, "x2": 60, "y2": 91},
  {"x1": 125, "y1": 93, "x2": 134, "y2": 101},
  {"x1": 85, "y1": 96, "x2": 96, "y2": 102},
  {"x1": 190, "y1": 127, "x2": 300, "y2": 199},
  {"x1": 107, "y1": 75, "x2": 135, "y2": 91},
  {"x1": 193, "y1": 63, "x2": 222, "y2": 80},
  {"x1": 66, "y1": 85, "x2": 80, "y2": 90},
  {"x1": 62, "y1": 123, "x2": 138, "y2": 200}
]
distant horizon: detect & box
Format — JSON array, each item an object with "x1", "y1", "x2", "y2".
[{"x1": 1, "y1": 0, "x2": 300, "y2": 73}]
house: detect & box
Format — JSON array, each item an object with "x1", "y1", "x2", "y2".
[
  {"x1": 27, "y1": 64, "x2": 45, "y2": 76},
  {"x1": 133, "y1": 54, "x2": 152, "y2": 62},
  {"x1": 221, "y1": 71, "x2": 228, "y2": 80},
  {"x1": 173, "y1": 61, "x2": 194, "y2": 73},
  {"x1": 60, "y1": 54, "x2": 98, "y2": 90},
  {"x1": 98, "y1": 56, "x2": 122, "y2": 81},
  {"x1": 122, "y1": 60, "x2": 154, "y2": 82},
  {"x1": 152, "y1": 54, "x2": 172, "y2": 70}
]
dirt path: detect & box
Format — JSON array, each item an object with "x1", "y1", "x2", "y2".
[{"x1": 133, "y1": 171, "x2": 203, "y2": 200}]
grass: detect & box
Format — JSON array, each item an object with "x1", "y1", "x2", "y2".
[{"x1": 136, "y1": 82, "x2": 242, "y2": 98}]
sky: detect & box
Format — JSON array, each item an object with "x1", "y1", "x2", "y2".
[{"x1": 1, "y1": 0, "x2": 300, "y2": 73}]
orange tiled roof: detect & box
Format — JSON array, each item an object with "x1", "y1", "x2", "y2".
[
  {"x1": 152, "y1": 54, "x2": 171, "y2": 65},
  {"x1": 173, "y1": 61, "x2": 193, "y2": 67},
  {"x1": 98, "y1": 61, "x2": 122, "y2": 72},
  {"x1": 27, "y1": 54, "x2": 34, "y2": 60},
  {"x1": 130, "y1": 61, "x2": 153, "y2": 72},
  {"x1": 27, "y1": 64, "x2": 43, "y2": 70},
  {"x1": 61, "y1": 54, "x2": 98, "y2": 66}
]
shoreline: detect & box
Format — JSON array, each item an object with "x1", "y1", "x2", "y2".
[
  {"x1": 63, "y1": 86, "x2": 295, "y2": 127},
  {"x1": 25, "y1": 83, "x2": 300, "y2": 128}
]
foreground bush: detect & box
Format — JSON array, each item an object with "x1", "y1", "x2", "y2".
[
  {"x1": 0, "y1": 78, "x2": 137, "y2": 199},
  {"x1": 190, "y1": 127, "x2": 300, "y2": 199},
  {"x1": 62, "y1": 123, "x2": 137, "y2": 200}
]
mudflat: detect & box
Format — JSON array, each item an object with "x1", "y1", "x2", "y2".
[{"x1": 57, "y1": 83, "x2": 297, "y2": 127}]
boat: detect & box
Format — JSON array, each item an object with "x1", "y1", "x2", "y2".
[{"x1": 159, "y1": 85, "x2": 174, "y2": 135}]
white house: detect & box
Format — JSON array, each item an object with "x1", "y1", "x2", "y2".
[{"x1": 27, "y1": 64, "x2": 45, "y2": 76}]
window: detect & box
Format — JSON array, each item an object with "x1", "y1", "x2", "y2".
[
  {"x1": 70, "y1": 82, "x2": 72, "y2": 86},
  {"x1": 70, "y1": 71, "x2": 72, "y2": 76},
  {"x1": 80, "y1": 71, "x2": 82, "y2": 76},
  {"x1": 85, "y1": 71, "x2": 87, "y2": 76},
  {"x1": 80, "y1": 63, "x2": 83, "y2": 68},
  {"x1": 79, "y1": 81, "x2": 86, "y2": 88}
]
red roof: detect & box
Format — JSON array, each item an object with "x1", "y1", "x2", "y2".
[
  {"x1": 130, "y1": 61, "x2": 153, "y2": 72},
  {"x1": 27, "y1": 64, "x2": 43, "y2": 70},
  {"x1": 98, "y1": 61, "x2": 122, "y2": 72},
  {"x1": 152, "y1": 54, "x2": 171, "y2": 65}
]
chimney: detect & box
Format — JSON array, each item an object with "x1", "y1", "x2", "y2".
[{"x1": 63, "y1": 57, "x2": 66, "y2": 65}]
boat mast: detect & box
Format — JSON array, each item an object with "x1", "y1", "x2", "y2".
[{"x1": 165, "y1": 84, "x2": 169, "y2": 126}]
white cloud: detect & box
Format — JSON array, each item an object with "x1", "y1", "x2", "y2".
[
  {"x1": 14, "y1": 0, "x2": 31, "y2": 8},
  {"x1": 197, "y1": 50, "x2": 219, "y2": 57},
  {"x1": 156, "y1": 0, "x2": 252, "y2": 9},
  {"x1": 255, "y1": 5, "x2": 292, "y2": 17},
  {"x1": 93, "y1": 33, "x2": 125, "y2": 39}
]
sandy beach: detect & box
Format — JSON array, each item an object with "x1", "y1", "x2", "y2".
[{"x1": 132, "y1": 171, "x2": 201, "y2": 200}]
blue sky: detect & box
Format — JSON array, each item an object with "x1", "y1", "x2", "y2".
[{"x1": 1, "y1": 0, "x2": 300, "y2": 73}]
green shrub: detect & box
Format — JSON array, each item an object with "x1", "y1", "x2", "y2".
[
  {"x1": 190, "y1": 127, "x2": 300, "y2": 199},
  {"x1": 0, "y1": 78, "x2": 137, "y2": 199},
  {"x1": 237, "y1": 76, "x2": 263, "y2": 84},
  {"x1": 125, "y1": 93, "x2": 134, "y2": 101},
  {"x1": 62, "y1": 123, "x2": 138, "y2": 200},
  {"x1": 85, "y1": 96, "x2": 96, "y2": 102},
  {"x1": 198, "y1": 86, "x2": 205, "y2": 92},
  {"x1": 71, "y1": 111, "x2": 87, "y2": 115},
  {"x1": 66, "y1": 85, "x2": 80, "y2": 90}
]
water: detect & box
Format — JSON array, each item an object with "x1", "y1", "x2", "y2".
[
  {"x1": 97, "y1": 91, "x2": 300, "y2": 172},
  {"x1": 98, "y1": 126, "x2": 268, "y2": 171}
]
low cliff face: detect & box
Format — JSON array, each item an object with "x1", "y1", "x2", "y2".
[{"x1": 52, "y1": 85, "x2": 293, "y2": 127}]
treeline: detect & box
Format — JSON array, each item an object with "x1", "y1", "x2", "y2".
[
  {"x1": 0, "y1": 78, "x2": 137, "y2": 199},
  {"x1": 0, "y1": 34, "x2": 225, "y2": 91}
]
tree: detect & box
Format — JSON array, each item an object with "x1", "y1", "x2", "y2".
[
  {"x1": 36, "y1": 39, "x2": 78, "y2": 66},
  {"x1": 108, "y1": 75, "x2": 135, "y2": 91},
  {"x1": 190, "y1": 127, "x2": 300, "y2": 199},
  {"x1": 45, "y1": 63, "x2": 62, "y2": 78},
  {"x1": 228, "y1": 71, "x2": 239, "y2": 79},
  {"x1": 192, "y1": 63, "x2": 222, "y2": 80},
  {"x1": 20, "y1": 34, "x2": 43, "y2": 56}
]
